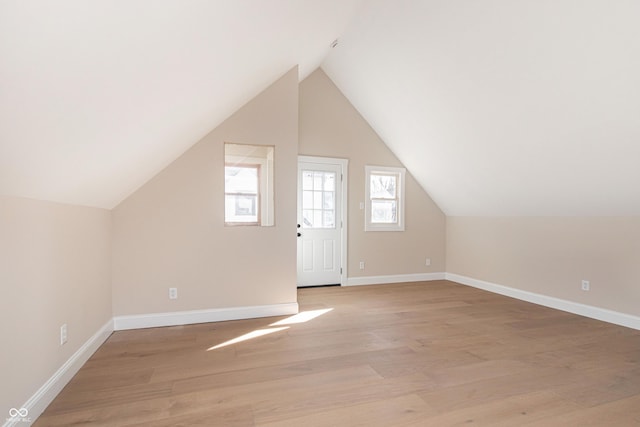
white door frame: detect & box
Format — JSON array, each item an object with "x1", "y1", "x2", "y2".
[{"x1": 297, "y1": 155, "x2": 348, "y2": 286}]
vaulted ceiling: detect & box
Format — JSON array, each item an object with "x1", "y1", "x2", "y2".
[
  {"x1": 323, "y1": 0, "x2": 640, "y2": 216},
  {"x1": 2, "y1": 0, "x2": 639, "y2": 215},
  {"x1": 0, "y1": 0, "x2": 364, "y2": 208}
]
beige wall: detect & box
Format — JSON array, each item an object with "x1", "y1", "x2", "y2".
[
  {"x1": 0, "y1": 196, "x2": 112, "y2": 417},
  {"x1": 3, "y1": 66, "x2": 640, "y2": 425},
  {"x1": 299, "y1": 69, "x2": 446, "y2": 277},
  {"x1": 111, "y1": 68, "x2": 299, "y2": 316},
  {"x1": 447, "y1": 217, "x2": 640, "y2": 316}
]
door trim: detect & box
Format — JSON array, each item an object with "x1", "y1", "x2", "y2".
[{"x1": 298, "y1": 155, "x2": 348, "y2": 286}]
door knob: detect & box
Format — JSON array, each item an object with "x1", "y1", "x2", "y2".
[{"x1": 297, "y1": 232, "x2": 302, "y2": 237}]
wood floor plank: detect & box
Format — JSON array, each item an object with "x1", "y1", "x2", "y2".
[
  {"x1": 418, "y1": 366, "x2": 575, "y2": 413},
  {"x1": 523, "y1": 394, "x2": 640, "y2": 426},
  {"x1": 256, "y1": 394, "x2": 435, "y2": 427},
  {"x1": 34, "y1": 281, "x2": 640, "y2": 426},
  {"x1": 412, "y1": 390, "x2": 583, "y2": 426}
]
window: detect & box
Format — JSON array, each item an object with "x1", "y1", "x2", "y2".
[
  {"x1": 301, "y1": 170, "x2": 336, "y2": 229},
  {"x1": 365, "y1": 165, "x2": 405, "y2": 231},
  {"x1": 224, "y1": 143, "x2": 274, "y2": 226},
  {"x1": 225, "y1": 164, "x2": 260, "y2": 224}
]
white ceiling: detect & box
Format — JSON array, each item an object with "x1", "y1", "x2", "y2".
[
  {"x1": 323, "y1": 0, "x2": 640, "y2": 216},
  {"x1": 3, "y1": 1, "x2": 639, "y2": 216},
  {"x1": 0, "y1": 0, "x2": 363, "y2": 208}
]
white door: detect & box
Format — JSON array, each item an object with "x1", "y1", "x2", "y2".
[{"x1": 297, "y1": 158, "x2": 345, "y2": 287}]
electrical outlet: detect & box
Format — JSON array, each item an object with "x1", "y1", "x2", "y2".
[
  {"x1": 425, "y1": 258, "x2": 431, "y2": 266},
  {"x1": 581, "y1": 280, "x2": 590, "y2": 291},
  {"x1": 169, "y1": 287, "x2": 178, "y2": 299},
  {"x1": 60, "y1": 324, "x2": 68, "y2": 345},
  {"x1": 359, "y1": 261, "x2": 365, "y2": 270}
]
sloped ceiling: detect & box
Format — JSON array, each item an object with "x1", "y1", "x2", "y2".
[
  {"x1": 323, "y1": 0, "x2": 640, "y2": 216},
  {"x1": 3, "y1": 1, "x2": 639, "y2": 216},
  {"x1": 0, "y1": 0, "x2": 363, "y2": 208}
]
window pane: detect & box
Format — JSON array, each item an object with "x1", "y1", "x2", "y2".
[
  {"x1": 235, "y1": 195, "x2": 256, "y2": 216},
  {"x1": 370, "y1": 174, "x2": 396, "y2": 199},
  {"x1": 323, "y1": 210, "x2": 335, "y2": 228},
  {"x1": 302, "y1": 171, "x2": 314, "y2": 190},
  {"x1": 303, "y1": 209, "x2": 314, "y2": 228},
  {"x1": 323, "y1": 192, "x2": 334, "y2": 210},
  {"x1": 324, "y1": 173, "x2": 336, "y2": 191},
  {"x1": 225, "y1": 166, "x2": 258, "y2": 194},
  {"x1": 314, "y1": 172, "x2": 324, "y2": 190},
  {"x1": 302, "y1": 191, "x2": 313, "y2": 210},
  {"x1": 225, "y1": 195, "x2": 258, "y2": 223},
  {"x1": 313, "y1": 191, "x2": 323, "y2": 209},
  {"x1": 371, "y1": 200, "x2": 397, "y2": 223},
  {"x1": 313, "y1": 210, "x2": 323, "y2": 227}
]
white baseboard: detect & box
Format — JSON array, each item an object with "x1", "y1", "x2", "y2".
[
  {"x1": 446, "y1": 273, "x2": 640, "y2": 331},
  {"x1": 11, "y1": 275, "x2": 639, "y2": 427},
  {"x1": 6, "y1": 302, "x2": 298, "y2": 426},
  {"x1": 113, "y1": 302, "x2": 299, "y2": 331},
  {"x1": 3, "y1": 319, "x2": 114, "y2": 427},
  {"x1": 345, "y1": 272, "x2": 446, "y2": 287}
]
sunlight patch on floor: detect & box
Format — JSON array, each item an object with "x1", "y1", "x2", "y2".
[
  {"x1": 270, "y1": 308, "x2": 334, "y2": 326},
  {"x1": 207, "y1": 308, "x2": 333, "y2": 351},
  {"x1": 207, "y1": 327, "x2": 290, "y2": 351}
]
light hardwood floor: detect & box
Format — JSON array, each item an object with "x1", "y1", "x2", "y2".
[{"x1": 35, "y1": 281, "x2": 640, "y2": 426}]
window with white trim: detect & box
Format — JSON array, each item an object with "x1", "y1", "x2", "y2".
[
  {"x1": 225, "y1": 164, "x2": 260, "y2": 225},
  {"x1": 365, "y1": 165, "x2": 405, "y2": 232},
  {"x1": 224, "y1": 143, "x2": 274, "y2": 226}
]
